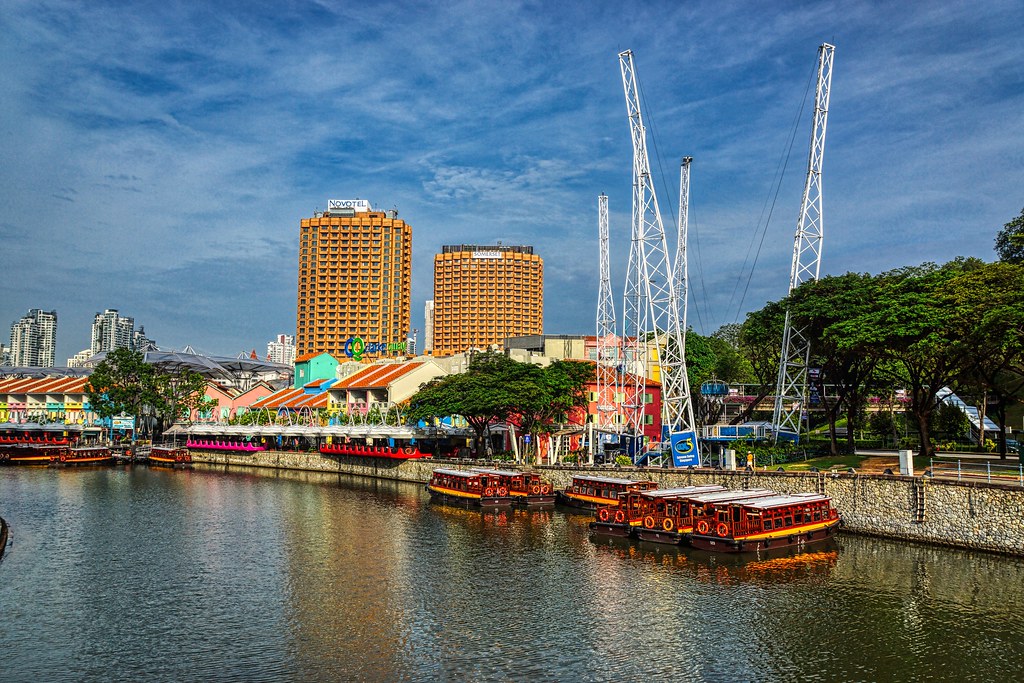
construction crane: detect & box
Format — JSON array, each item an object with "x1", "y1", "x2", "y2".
[
  {"x1": 618, "y1": 49, "x2": 698, "y2": 466},
  {"x1": 595, "y1": 193, "x2": 620, "y2": 431},
  {"x1": 772, "y1": 43, "x2": 836, "y2": 442}
]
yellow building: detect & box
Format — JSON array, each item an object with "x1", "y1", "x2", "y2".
[
  {"x1": 431, "y1": 244, "x2": 543, "y2": 357},
  {"x1": 296, "y1": 200, "x2": 411, "y2": 360}
]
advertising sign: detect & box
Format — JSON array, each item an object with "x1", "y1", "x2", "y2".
[
  {"x1": 343, "y1": 336, "x2": 407, "y2": 361},
  {"x1": 670, "y1": 430, "x2": 699, "y2": 467},
  {"x1": 327, "y1": 199, "x2": 370, "y2": 212},
  {"x1": 111, "y1": 415, "x2": 135, "y2": 430},
  {"x1": 472, "y1": 251, "x2": 503, "y2": 259}
]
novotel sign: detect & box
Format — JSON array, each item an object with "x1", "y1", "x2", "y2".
[{"x1": 327, "y1": 199, "x2": 370, "y2": 212}]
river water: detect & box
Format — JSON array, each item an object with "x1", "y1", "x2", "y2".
[{"x1": 1, "y1": 465, "x2": 1022, "y2": 682}]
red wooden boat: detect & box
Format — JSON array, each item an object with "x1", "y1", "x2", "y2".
[
  {"x1": 556, "y1": 475, "x2": 658, "y2": 511},
  {"x1": 319, "y1": 443, "x2": 430, "y2": 459},
  {"x1": 0, "y1": 444, "x2": 114, "y2": 466},
  {"x1": 471, "y1": 468, "x2": 556, "y2": 506},
  {"x1": 426, "y1": 468, "x2": 514, "y2": 508},
  {"x1": 589, "y1": 485, "x2": 726, "y2": 537},
  {"x1": 149, "y1": 445, "x2": 192, "y2": 467},
  {"x1": 634, "y1": 488, "x2": 778, "y2": 545},
  {"x1": 688, "y1": 492, "x2": 841, "y2": 553}
]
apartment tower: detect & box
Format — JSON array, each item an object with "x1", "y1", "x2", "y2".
[
  {"x1": 431, "y1": 244, "x2": 543, "y2": 356},
  {"x1": 296, "y1": 199, "x2": 411, "y2": 360},
  {"x1": 10, "y1": 309, "x2": 58, "y2": 367}
]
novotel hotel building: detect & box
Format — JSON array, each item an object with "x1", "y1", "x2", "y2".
[
  {"x1": 431, "y1": 244, "x2": 543, "y2": 357},
  {"x1": 295, "y1": 199, "x2": 412, "y2": 360}
]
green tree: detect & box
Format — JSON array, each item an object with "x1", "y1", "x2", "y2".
[
  {"x1": 86, "y1": 348, "x2": 159, "y2": 431},
  {"x1": 995, "y1": 207, "x2": 1024, "y2": 263},
  {"x1": 734, "y1": 301, "x2": 786, "y2": 424},
  {"x1": 151, "y1": 369, "x2": 209, "y2": 436}
]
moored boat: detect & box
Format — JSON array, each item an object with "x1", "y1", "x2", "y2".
[
  {"x1": 149, "y1": 445, "x2": 192, "y2": 467},
  {"x1": 589, "y1": 485, "x2": 726, "y2": 537},
  {"x1": 427, "y1": 468, "x2": 515, "y2": 508},
  {"x1": 471, "y1": 468, "x2": 556, "y2": 506},
  {"x1": 0, "y1": 444, "x2": 114, "y2": 467},
  {"x1": 556, "y1": 475, "x2": 658, "y2": 511},
  {"x1": 688, "y1": 492, "x2": 840, "y2": 553},
  {"x1": 634, "y1": 488, "x2": 778, "y2": 545}
]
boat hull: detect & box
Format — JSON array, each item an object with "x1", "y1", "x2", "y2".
[
  {"x1": 634, "y1": 527, "x2": 686, "y2": 545},
  {"x1": 427, "y1": 485, "x2": 513, "y2": 508},
  {"x1": 588, "y1": 521, "x2": 632, "y2": 538},
  {"x1": 689, "y1": 520, "x2": 840, "y2": 553}
]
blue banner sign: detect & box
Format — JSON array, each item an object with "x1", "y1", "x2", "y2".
[{"x1": 670, "y1": 430, "x2": 699, "y2": 467}]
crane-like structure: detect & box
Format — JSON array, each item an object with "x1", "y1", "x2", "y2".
[
  {"x1": 595, "y1": 193, "x2": 620, "y2": 430},
  {"x1": 619, "y1": 50, "x2": 698, "y2": 465},
  {"x1": 772, "y1": 43, "x2": 835, "y2": 441}
]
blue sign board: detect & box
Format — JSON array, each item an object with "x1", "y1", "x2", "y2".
[{"x1": 670, "y1": 430, "x2": 699, "y2": 467}]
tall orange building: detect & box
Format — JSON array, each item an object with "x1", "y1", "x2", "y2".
[
  {"x1": 295, "y1": 200, "x2": 411, "y2": 360},
  {"x1": 431, "y1": 244, "x2": 543, "y2": 356}
]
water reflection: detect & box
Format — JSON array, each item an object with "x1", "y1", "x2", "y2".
[{"x1": 2, "y1": 465, "x2": 1023, "y2": 682}]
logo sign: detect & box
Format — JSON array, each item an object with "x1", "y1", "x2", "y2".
[
  {"x1": 327, "y1": 199, "x2": 370, "y2": 212},
  {"x1": 472, "y1": 251, "x2": 503, "y2": 259},
  {"x1": 343, "y1": 336, "x2": 407, "y2": 361},
  {"x1": 670, "y1": 430, "x2": 699, "y2": 467},
  {"x1": 112, "y1": 415, "x2": 135, "y2": 430}
]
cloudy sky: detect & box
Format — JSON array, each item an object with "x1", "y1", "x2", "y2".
[{"x1": 2, "y1": 0, "x2": 1022, "y2": 364}]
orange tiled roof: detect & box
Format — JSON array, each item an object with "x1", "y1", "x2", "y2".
[{"x1": 334, "y1": 362, "x2": 424, "y2": 390}]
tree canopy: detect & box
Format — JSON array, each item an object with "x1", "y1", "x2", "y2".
[{"x1": 995, "y1": 207, "x2": 1024, "y2": 263}]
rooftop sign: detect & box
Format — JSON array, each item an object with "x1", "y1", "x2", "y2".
[
  {"x1": 327, "y1": 199, "x2": 370, "y2": 212},
  {"x1": 473, "y1": 251, "x2": 503, "y2": 259}
]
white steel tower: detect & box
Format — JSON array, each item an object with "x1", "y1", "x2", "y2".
[
  {"x1": 773, "y1": 43, "x2": 835, "y2": 441},
  {"x1": 619, "y1": 49, "x2": 698, "y2": 465},
  {"x1": 595, "y1": 194, "x2": 619, "y2": 430}
]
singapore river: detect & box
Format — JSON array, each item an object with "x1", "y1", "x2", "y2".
[{"x1": 2, "y1": 465, "x2": 1023, "y2": 682}]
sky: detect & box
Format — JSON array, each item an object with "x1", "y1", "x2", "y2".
[{"x1": 2, "y1": 0, "x2": 1022, "y2": 365}]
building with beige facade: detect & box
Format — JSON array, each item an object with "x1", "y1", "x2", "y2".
[
  {"x1": 431, "y1": 244, "x2": 543, "y2": 357},
  {"x1": 296, "y1": 200, "x2": 411, "y2": 361}
]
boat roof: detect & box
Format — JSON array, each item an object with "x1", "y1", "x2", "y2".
[
  {"x1": 738, "y1": 493, "x2": 832, "y2": 510},
  {"x1": 431, "y1": 468, "x2": 480, "y2": 478},
  {"x1": 639, "y1": 485, "x2": 726, "y2": 499},
  {"x1": 571, "y1": 475, "x2": 653, "y2": 486},
  {"x1": 471, "y1": 468, "x2": 522, "y2": 477},
  {"x1": 685, "y1": 488, "x2": 777, "y2": 504}
]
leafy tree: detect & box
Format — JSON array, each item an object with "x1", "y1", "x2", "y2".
[
  {"x1": 994, "y1": 207, "x2": 1024, "y2": 263},
  {"x1": 151, "y1": 369, "x2": 208, "y2": 436},
  {"x1": 86, "y1": 348, "x2": 159, "y2": 430},
  {"x1": 734, "y1": 301, "x2": 786, "y2": 424},
  {"x1": 932, "y1": 401, "x2": 970, "y2": 442}
]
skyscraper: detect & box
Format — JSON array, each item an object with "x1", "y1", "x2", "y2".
[
  {"x1": 295, "y1": 199, "x2": 412, "y2": 360},
  {"x1": 10, "y1": 309, "x2": 58, "y2": 367},
  {"x1": 431, "y1": 244, "x2": 543, "y2": 357},
  {"x1": 91, "y1": 309, "x2": 135, "y2": 353},
  {"x1": 267, "y1": 333, "x2": 296, "y2": 365},
  {"x1": 423, "y1": 299, "x2": 434, "y2": 354}
]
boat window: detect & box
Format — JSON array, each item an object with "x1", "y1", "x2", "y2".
[
  {"x1": 732, "y1": 507, "x2": 742, "y2": 522},
  {"x1": 763, "y1": 518, "x2": 773, "y2": 530},
  {"x1": 813, "y1": 511, "x2": 821, "y2": 521},
  {"x1": 803, "y1": 512, "x2": 812, "y2": 523},
  {"x1": 784, "y1": 516, "x2": 793, "y2": 527}
]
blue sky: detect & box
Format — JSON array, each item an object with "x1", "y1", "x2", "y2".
[{"x1": 2, "y1": 0, "x2": 1022, "y2": 364}]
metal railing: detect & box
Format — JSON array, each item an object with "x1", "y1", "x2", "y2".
[{"x1": 927, "y1": 458, "x2": 1024, "y2": 486}]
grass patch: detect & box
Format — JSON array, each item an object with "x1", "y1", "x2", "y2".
[{"x1": 778, "y1": 454, "x2": 868, "y2": 471}]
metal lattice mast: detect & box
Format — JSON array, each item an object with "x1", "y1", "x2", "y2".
[
  {"x1": 618, "y1": 50, "x2": 690, "y2": 443},
  {"x1": 670, "y1": 157, "x2": 698, "y2": 443},
  {"x1": 772, "y1": 43, "x2": 835, "y2": 440},
  {"x1": 595, "y1": 194, "x2": 620, "y2": 430}
]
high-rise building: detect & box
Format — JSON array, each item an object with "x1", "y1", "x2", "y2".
[
  {"x1": 133, "y1": 326, "x2": 158, "y2": 352},
  {"x1": 91, "y1": 309, "x2": 135, "y2": 354},
  {"x1": 67, "y1": 349, "x2": 93, "y2": 367},
  {"x1": 267, "y1": 333, "x2": 296, "y2": 365},
  {"x1": 295, "y1": 199, "x2": 412, "y2": 360},
  {"x1": 431, "y1": 244, "x2": 543, "y2": 357},
  {"x1": 423, "y1": 299, "x2": 434, "y2": 354},
  {"x1": 10, "y1": 309, "x2": 58, "y2": 367}
]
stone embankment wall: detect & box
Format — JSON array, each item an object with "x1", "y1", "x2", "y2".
[{"x1": 190, "y1": 450, "x2": 1024, "y2": 556}]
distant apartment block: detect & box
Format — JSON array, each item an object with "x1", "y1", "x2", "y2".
[
  {"x1": 423, "y1": 299, "x2": 434, "y2": 353},
  {"x1": 67, "y1": 349, "x2": 93, "y2": 368},
  {"x1": 295, "y1": 199, "x2": 412, "y2": 360},
  {"x1": 10, "y1": 309, "x2": 58, "y2": 367},
  {"x1": 91, "y1": 309, "x2": 134, "y2": 353},
  {"x1": 431, "y1": 244, "x2": 543, "y2": 357},
  {"x1": 267, "y1": 334, "x2": 296, "y2": 366}
]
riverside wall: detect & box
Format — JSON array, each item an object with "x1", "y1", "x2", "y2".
[{"x1": 190, "y1": 450, "x2": 1024, "y2": 556}]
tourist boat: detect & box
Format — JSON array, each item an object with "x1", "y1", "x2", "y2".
[
  {"x1": 426, "y1": 468, "x2": 515, "y2": 508},
  {"x1": 556, "y1": 475, "x2": 658, "y2": 511},
  {"x1": 634, "y1": 488, "x2": 778, "y2": 545},
  {"x1": 0, "y1": 444, "x2": 114, "y2": 466},
  {"x1": 688, "y1": 492, "x2": 841, "y2": 553},
  {"x1": 471, "y1": 468, "x2": 556, "y2": 506},
  {"x1": 319, "y1": 443, "x2": 430, "y2": 459},
  {"x1": 589, "y1": 485, "x2": 726, "y2": 537},
  {"x1": 149, "y1": 445, "x2": 192, "y2": 467}
]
